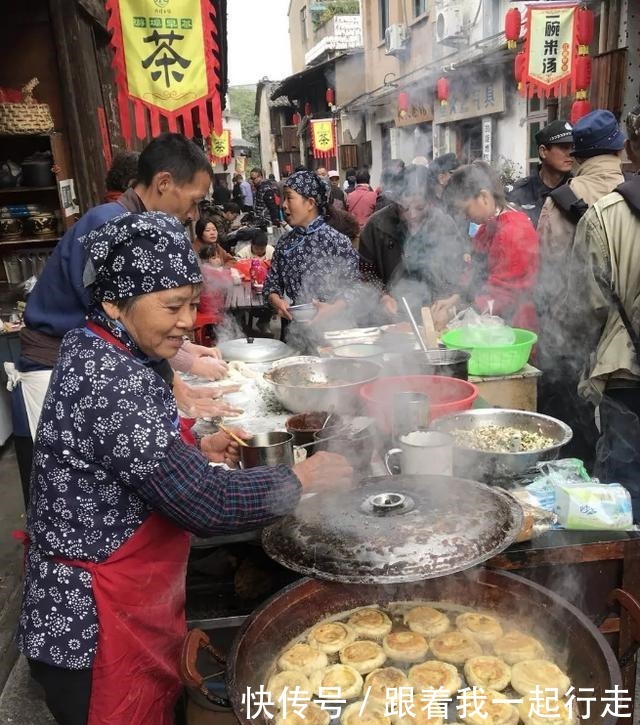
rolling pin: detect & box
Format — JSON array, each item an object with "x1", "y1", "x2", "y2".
[{"x1": 421, "y1": 306, "x2": 439, "y2": 349}]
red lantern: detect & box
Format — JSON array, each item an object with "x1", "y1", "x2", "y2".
[
  {"x1": 397, "y1": 91, "x2": 410, "y2": 118},
  {"x1": 436, "y1": 77, "x2": 449, "y2": 107},
  {"x1": 504, "y1": 8, "x2": 521, "y2": 50},
  {"x1": 574, "y1": 55, "x2": 592, "y2": 92},
  {"x1": 292, "y1": 112, "x2": 301, "y2": 125},
  {"x1": 304, "y1": 102, "x2": 312, "y2": 116},
  {"x1": 570, "y1": 99, "x2": 591, "y2": 124},
  {"x1": 514, "y1": 51, "x2": 526, "y2": 92},
  {"x1": 325, "y1": 87, "x2": 335, "y2": 106},
  {"x1": 576, "y1": 7, "x2": 595, "y2": 55}
]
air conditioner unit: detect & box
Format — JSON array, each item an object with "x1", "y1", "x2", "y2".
[
  {"x1": 385, "y1": 23, "x2": 408, "y2": 56},
  {"x1": 436, "y1": 6, "x2": 464, "y2": 44}
]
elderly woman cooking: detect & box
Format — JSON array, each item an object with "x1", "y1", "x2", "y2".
[
  {"x1": 263, "y1": 169, "x2": 360, "y2": 327},
  {"x1": 17, "y1": 212, "x2": 351, "y2": 725}
]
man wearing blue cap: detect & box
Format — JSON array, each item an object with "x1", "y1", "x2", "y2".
[
  {"x1": 537, "y1": 109, "x2": 625, "y2": 464},
  {"x1": 569, "y1": 106, "x2": 640, "y2": 517}
]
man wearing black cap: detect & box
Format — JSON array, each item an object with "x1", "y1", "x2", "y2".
[
  {"x1": 427, "y1": 152, "x2": 459, "y2": 207},
  {"x1": 508, "y1": 119, "x2": 574, "y2": 226},
  {"x1": 537, "y1": 109, "x2": 625, "y2": 465}
]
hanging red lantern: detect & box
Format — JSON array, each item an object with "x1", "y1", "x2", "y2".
[
  {"x1": 397, "y1": 91, "x2": 410, "y2": 118},
  {"x1": 570, "y1": 99, "x2": 591, "y2": 124},
  {"x1": 514, "y1": 51, "x2": 526, "y2": 92},
  {"x1": 292, "y1": 112, "x2": 301, "y2": 125},
  {"x1": 576, "y1": 7, "x2": 595, "y2": 55},
  {"x1": 436, "y1": 77, "x2": 449, "y2": 107},
  {"x1": 504, "y1": 8, "x2": 521, "y2": 50},
  {"x1": 574, "y1": 55, "x2": 592, "y2": 93},
  {"x1": 304, "y1": 102, "x2": 312, "y2": 116},
  {"x1": 325, "y1": 87, "x2": 335, "y2": 107}
]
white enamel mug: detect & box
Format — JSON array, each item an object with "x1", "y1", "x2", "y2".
[{"x1": 385, "y1": 430, "x2": 454, "y2": 476}]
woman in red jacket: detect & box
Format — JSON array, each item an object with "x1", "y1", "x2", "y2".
[{"x1": 445, "y1": 161, "x2": 539, "y2": 331}]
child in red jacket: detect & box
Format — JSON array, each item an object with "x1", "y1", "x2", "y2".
[{"x1": 445, "y1": 161, "x2": 539, "y2": 332}]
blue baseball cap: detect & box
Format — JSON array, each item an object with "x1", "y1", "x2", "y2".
[{"x1": 571, "y1": 109, "x2": 625, "y2": 158}]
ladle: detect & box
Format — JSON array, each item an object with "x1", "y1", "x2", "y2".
[{"x1": 401, "y1": 296, "x2": 428, "y2": 353}]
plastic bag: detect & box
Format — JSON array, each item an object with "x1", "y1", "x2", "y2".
[{"x1": 447, "y1": 307, "x2": 516, "y2": 346}]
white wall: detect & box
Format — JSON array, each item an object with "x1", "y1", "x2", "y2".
[{"x1": 495, "y1": 90, "x2": 528, "y2": 175}]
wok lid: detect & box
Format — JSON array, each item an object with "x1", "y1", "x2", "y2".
[
  {"x1": 262, "y1": 475, "x2": 523, "y2": 584},
  {"x1": 217, "y1": 337, "x2": 295, "y2": 363}
]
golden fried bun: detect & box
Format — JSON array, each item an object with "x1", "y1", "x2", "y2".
[
  {"x1": 383, "y1": 631, "x2": 429, "y2": 663},
  {"x1": 456, "y1": 612, "x2": 504, "y2": 645},
  {"x1": 267, "y1": 670, "x2": 312, "y2": 706},
  {"x1": 403, "y1": 606, "x2": 450, "y2": 637},
  {"x1": 457, "y1": 688, "x2": 519, "y2": 725},
  {"x1": 511, "y1": 659, "x2": 571, "y2": 698},
  {"x1": 464, "y1": 656, "x2": 511, "y2": 691},
  {"x1": 518, "y1": 694, "x2": 576, "y2": 724},
  {"x1": 348, "y1": 609, "x2": 393, "y2": 639},
  {"x1": 341, "y1": 701, "x2": 391, "y2": 725},
  {"x1": 429, "y1": 631, "x2": 482, "y2": 665},
  {"x1": 407, "y1": 660, "x2": 461, "y2": 697},
  {"x1": 493, "y1": 630, "x2": 545, "y2": 665},
  {"x1": 308, "y1": 621, "x2": 357, "y2": 654},
  {"x1": 392, "y1": 706, "x2": 444, "y2": 725},
  {"x1": 275, "y1": 702, "x2": 331, "y2": 725},
  {"x1": 310, "y1": 664, "x2": 364, "y2": 700},
  {"x1": 364, "y1": 667, "x2": 410, "y2": 703},
  {"x1": 340, "y1": 640, "x2": 387, "y2": 674},
  {"x1": 278, "y1": 643, "x2": 328, "y2": 676}
]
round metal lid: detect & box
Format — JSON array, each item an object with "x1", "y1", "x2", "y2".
[
  {"x1": 262, "y1": 475, "x2": 523, "y2": 584},
  {"x1": 218, "y1": 337, "x2": 295, "y2": 363}
]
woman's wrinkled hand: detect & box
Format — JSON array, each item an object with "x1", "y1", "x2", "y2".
[
  {"x1": 269, "y1": 294, "x2": 293, "y2": 321},
  {"x1": 293, "y1": 451, "x2": 353, "y2": 492},
  {"x1": 431, "y1": 294, "x2": 460, "y2": 332},
  {"x1": 190, "y1": 355, "x2": 229, "y2": 380},
  {"x1": 200, "y1": 427, "x2": 251, "y2": 467},
  {"x1": 381, "y1": 294, "x2": 398, "y2": 316}
]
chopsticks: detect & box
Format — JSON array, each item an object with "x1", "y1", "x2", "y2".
[{"x1": 218, "y1": 423, "x2": 249, "y2": 447}]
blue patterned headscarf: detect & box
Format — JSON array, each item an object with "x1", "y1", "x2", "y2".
[
  {"x1": 284, "y1": 170, "x2": 330, "y2": 216},
  {"x1": 81, "y1": 211, "x2": 202, "y2": 303}
]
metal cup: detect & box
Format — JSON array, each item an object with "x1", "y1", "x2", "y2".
[
  {"x1": 391, "y1": 391, "x2": 430, "y2": 445},
  {"x1": 240, "y1": 431, "x2": 294, "y2": 469}
]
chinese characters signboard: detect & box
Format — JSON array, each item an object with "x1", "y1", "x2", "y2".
[
  {"x1": 395, "y1": 102, "x2": 434, "y2": 129},
  {"x1": 106, "y1": 0, "x2": 223, "y2": 144},
  {"x1": 434, "y1": 78, "x2": 505, "y2": 125},
  {"x1": 211, "y1": 129, "x2": 232, "y2": 164},
  {"x1": 523, "y1": 3, "x2": 577, "y2": 98},
  {"x1": 310, "y1": 119, "x2": 337, "y2": 159}
]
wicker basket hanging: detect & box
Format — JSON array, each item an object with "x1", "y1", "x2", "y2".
[{"x1": 0, "y1": 78, "x2": 54, "y2": 136}]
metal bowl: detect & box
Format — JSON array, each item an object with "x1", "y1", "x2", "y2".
[
  {"x1": 263, "y1": 358, "x2": 381, "y2": 414},
  {"x1": 288, "y1": 303, "x2": 316, "y2": 323},
  {"x1": 430, "y1": 408, "x2": 573, "y2": 482},
  {"x1": 332, "y1": 343, "x2": 385, "y2": 362}
]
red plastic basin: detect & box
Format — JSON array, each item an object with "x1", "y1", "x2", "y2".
[{"x1": 359, "y1": 375, "x2": 479, "y2": 433}]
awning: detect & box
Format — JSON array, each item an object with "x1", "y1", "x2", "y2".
[{"x1": 270, "y1": 55, "x2": 346, "y2": 102}]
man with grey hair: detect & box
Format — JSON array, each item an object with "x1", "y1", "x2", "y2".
[{"x1": 569, "y1": 105, "x2": 640, "y2": 518}]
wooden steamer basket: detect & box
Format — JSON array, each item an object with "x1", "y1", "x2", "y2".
[{"x1": 182, "y1": 476, "x2": 639, "y2": 724}]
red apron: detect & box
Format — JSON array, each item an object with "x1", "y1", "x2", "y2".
[{"x1": 62, "y1": 322, "x2": 192, "y2": 723}]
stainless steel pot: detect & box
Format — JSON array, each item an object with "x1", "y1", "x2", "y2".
[
  {"x1": 240, "y1": 432, "x2": 294, "y2": 468},
  {"x1": 431, "y1": 408, "x2": 573, "y2": 482}
]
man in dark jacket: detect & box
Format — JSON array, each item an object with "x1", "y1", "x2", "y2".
[
  {"x1": 508, "y1": 119, "x2": 574, "y2": 226},
  {"x1": 359, "y1": 164, "x2": 466, "y2": 318},
  {"x1": 250, "y1": 167, "x2": 281, "y2": 226}
]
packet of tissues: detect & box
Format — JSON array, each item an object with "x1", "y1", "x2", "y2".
[{"x1": 555, "y1": 481, "x2": 633, "y2": 530}]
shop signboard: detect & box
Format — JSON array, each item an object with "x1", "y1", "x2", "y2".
[{"x1": 434, "y1": 77, "x2": 505, "y2": 125}]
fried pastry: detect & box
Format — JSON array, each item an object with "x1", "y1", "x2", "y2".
[
  {"x1": 364, "y1": 667, "x2": 409, "y2": 703},
  {"x1": 403, "y1": 606, "x2": 450, "y2": 637},
  {"x1": 348, "y1": 608, "x2": 393, "y2": 639},
  {"x1": 493, "y1": 630, "x2": 545, "y2": 665},
  {"x1": 511, "y1": 659, "x2": 571, "y2": 698},
  {"x1": 308, "y1": 621, "x2": 357, "y2": 654},
  {"x1": 383, "y1": 631, "x2": 429, "y2": 663},
  {"x1": 392, "y1": 705, "x2": 444, "y2": 725},
  {"x1": 267, "y1": 670, "x2": 312, "y2": 706},
  {"x1": 407, "y1": 660, "x2": 461, "y2": 697},
  {"x1": 310, "y1": 664, "x2": 364, "y2": 700},
  {"x1": 457, "y1": 688, "x2": 519, "y2": 725},
  {"x1": 340, "y1": 640, "x2": 387, "y2": 674},
  {"x1": 275, "y1": 702, "x2": 331, "y2": 725},
  {"x1": 464, "y1": 656, "x2": 511, "y2": 691},
  {"x1": 518, "y1": 694, "x2": 576, "y2": 724},
  {"x1": 456, "y1": 612, "x2": 503, "y2": 645},
  {"x1": 278, "y1": 643, "x2": 328, "y2": 676},
  {"x1": 341, "y1": 701, "x2": 391, "y2": 725},
  {"x1": 429, "y1": 631, "x2": 482, "y2": 664}
]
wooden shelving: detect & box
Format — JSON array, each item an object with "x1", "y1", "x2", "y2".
[
  {"x1": 0, "y1": 236, "x2": 59, "y2": 249},
  {"x1": 0, "y1": 186, "x2": 57, "y2": 194}
]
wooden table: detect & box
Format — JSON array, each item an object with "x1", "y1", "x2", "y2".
[
  {"x1": 469, "y1": 363, "x2": 542, "y2": 411},
  {"x1": 489, "y1": 529, "x2": 640, "y2": 711},
  {"x1": 223, "y1": 281, "x2": 270, "y2": 335}
]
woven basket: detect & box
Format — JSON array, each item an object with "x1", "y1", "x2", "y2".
[{"x1": 0, "y1": 78, "x2": 54, "y2": 135}]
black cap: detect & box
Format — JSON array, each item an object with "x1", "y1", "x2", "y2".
[
  {"x1": 535, "y1": 120, "x2": 574, "y2": 147},
  {"x1": 430, "y1": 152, "x2": 459, "y2": 174}
]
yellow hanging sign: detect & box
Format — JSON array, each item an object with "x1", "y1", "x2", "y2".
[{"x1": 310, "y1": 119, "x2": 336, "y2": 158}]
